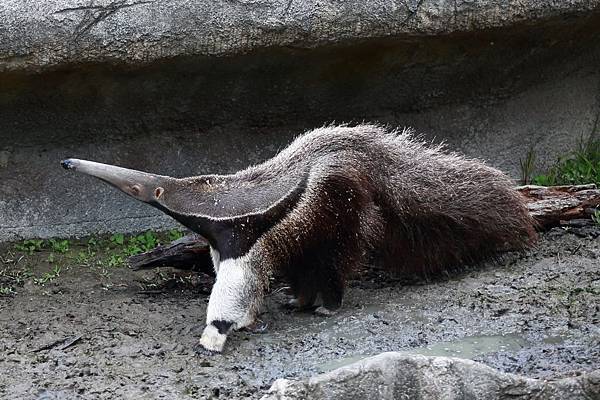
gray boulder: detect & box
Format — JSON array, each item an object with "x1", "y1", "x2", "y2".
[
  {"x1": 262, "y1": 353, "x2": 600, "y2": 400},
  {"x1": 2, "y1": 0, "x2": 600, "y2": 72}
]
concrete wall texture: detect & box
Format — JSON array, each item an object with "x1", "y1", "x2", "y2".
[{"x1": 1, "y1": 1, "x2": 600, "y2": 241}]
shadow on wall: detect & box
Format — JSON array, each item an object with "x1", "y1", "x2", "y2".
[{"x1": 1, "y1": 13, "x2": 599, "y2": 240}]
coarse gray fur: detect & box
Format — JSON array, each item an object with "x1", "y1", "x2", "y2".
[{"x1": 61, "y1": 124, "x2": 537, "y2": 353}]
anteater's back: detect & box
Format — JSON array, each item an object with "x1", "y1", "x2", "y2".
[
  {"x1": 249, "y1": 124, "x2": 536, "y2": 276},
  {"x1": 371, "y1": 127, "x2": 537, "y2": 275}
]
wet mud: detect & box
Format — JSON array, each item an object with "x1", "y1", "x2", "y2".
[{"x1": 1, "y1": 228, "x2": 599, "y2": 399}]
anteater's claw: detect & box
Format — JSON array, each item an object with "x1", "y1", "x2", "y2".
[
  {"x1": 198, "y1": 325, "x2": 227, "y2": 353},
  {"x1": 243, "y1": 319, "x2": 269, "y2": 334},
  {"x1": 282, "y1": 297, "x2": 314, "y2": 312},
  {"x1": 193, "y1": 343, "x2": 221, "y2": 356},
  {"x1": 314, "y1": 306, "x2": 338, "y2": 317}
]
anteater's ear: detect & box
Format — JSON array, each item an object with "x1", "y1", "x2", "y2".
[
  {"x1": 220, "y1": 174, "x2": 308, "y2": 233},
  {"x1": 260, "y1": 175, "x2": 307, "y2": 223},
  {"x1": 200, "y1": 175, "x2": 308, "y2": 257}
]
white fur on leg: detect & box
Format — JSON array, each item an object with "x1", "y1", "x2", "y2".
[
  {"x1": 205, "y1": 254, "x2": 256, "y2": 327},
  {"x1": 200, "y1": 253, "x2": 259, "y2": 352},
  {"x1": 210, "y1": 246, "x2": 221, "y2": 274},
  {"x1": 199, "y1": 324, "x2": 228, "y2": 353}
]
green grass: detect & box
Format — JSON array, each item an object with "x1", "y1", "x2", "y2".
[
  {"x1": 532, "y1": 140, "x2": 600, "y2": 186},
  {"x1": 0, "y1": 286, "x2": 15, "y2": 296},
  {"x1": 593, "y1": 210, "x2": 600, "y2": 226},
  {"x1": 48, "y1": 239, "x2": 70, "y2": 253},
  {"x1": 13, "y1": 238, "x2": 69, "y2": 255},
  {"x1": 14, "y1": 239, "x2": 44, "y2": 255},
  {"x1": 3, "y1": 229, "x2": 187, "y2": 292},
  {"x1": 167, "y1": 229, "x2": 185, "y2": 242},
  {"x1": 519, "y1": 147, "x2": 536, "y2": 185},
  {"x1": 33, "y1": 265, "x2": 61, "y2": 285}
]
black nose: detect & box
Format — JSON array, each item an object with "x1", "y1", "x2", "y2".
[{"x1": 61, "y1": 159, "x2": 74, "y2": 170}]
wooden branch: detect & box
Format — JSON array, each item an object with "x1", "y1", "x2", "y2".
[
  {"x1": 517, "y1": 184, "x2": 600, "y2": 229},
  {"x1": 128, "y1": 184, "x2": 600, "y2": 270},
  {"x1": 128, "y1": 233, "x2": 213, "y2": 274}
]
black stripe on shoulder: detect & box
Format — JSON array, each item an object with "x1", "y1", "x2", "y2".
[{"x1": 176, "y1": 175, "x2": 308, "y2": 260}]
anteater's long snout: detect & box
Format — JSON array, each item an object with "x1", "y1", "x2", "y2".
[
  {"x1": 60, "y1": 158, "x2": 155, "y2": 182},
  {"x1": 60, "y1": 159, "x2": 76, "y2": 170},
  {"x1": 60, "y1": 158, "x2": 168, "y2": 204}
]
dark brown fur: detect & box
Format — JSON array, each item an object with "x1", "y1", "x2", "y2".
[{"x1": 249, "y1": 125, "x2": 537, "y2": 309}]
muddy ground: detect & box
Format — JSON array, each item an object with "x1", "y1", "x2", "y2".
[{"x1": 1, "y1": 227, "x2": 599, "y2": 399}]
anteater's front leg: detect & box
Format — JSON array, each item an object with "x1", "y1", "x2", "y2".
[{"x1": 198, "y1": 253, "x2": 264, "y2": 353}]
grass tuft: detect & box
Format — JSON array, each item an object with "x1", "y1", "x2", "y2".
[
  {"x1": 532, "y1": 140, "x2": 600, "y2": 186},
  {"x1": 519, "y1": 147, "x2": 536, "y2": 185},
  {"x1": 592, "y1": 210, "x2": 600, "y2": 226},
  {"x1": 4, "y1": 229, "x2": 187, "y2": 292}
]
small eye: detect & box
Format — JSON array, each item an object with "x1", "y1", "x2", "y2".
[
  {"x1": 131, "y1": 185, "x2": 141, "y2": 195},
  {"x1": 154, "y1": 187, "x2": 164, "y2": 199}
]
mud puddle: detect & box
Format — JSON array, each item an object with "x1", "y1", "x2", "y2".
[
  {"x1": 0, "y1": 227, "x2": 599, "y2": 399},
  {"x1": 318, "y1": 334, "x2": 529, "y2": 372}
]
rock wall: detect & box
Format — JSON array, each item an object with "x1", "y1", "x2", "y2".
[
  {"x1": 1, "y1": 1, "x2": 600, "y2": 241},
  {"x1": 2, "y1": 0, "x2": 600, "y2": 73}
]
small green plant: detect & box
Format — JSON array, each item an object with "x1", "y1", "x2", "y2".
[
  {"x1": 532, "y1": 140, "x2": 600, "y2": 186},
  {"x1": 47, "y1": 253, "x2": 55, "y2": 263},
  {"x1": 33, "y1": 265, "x2": 61, "y2": 285},
  {"x1": 14, "y1": 239, "x2": 44, "y2": 255},
  {"x1": 75, "y1": 249, "x2": 96, "y2": 266},
  {"x1": 108, "y1": 231, "x2": 160, "y2": 257},
  {"x1": 531, "y1": 173, "x2": 553, "y2": 187},
  {"x1": 519, "y1": 147, "x2": 536, "y2": 185},
  {"x1": 18, "y1": 269, "x2": 34, "y2": 284},
  {"x1": 110, "y1": 233, "x2": 125, "y2": 246},
  {"x1": 136, "y1": 231, "x2": 159, "y2": 251},
  {"x1": 168, "y1": 229, "x2": 185, "y2": 242},
  {"x1": 0, "y1": 266, "x2": 32, "y2": 294},
  {"x1": 592, "y1": 209, "x2": 600, "y2": 226},
  {"x1": 0, "y1": 286, "x2": 15, "y2": 296},
  {"x1": 2, "y1": 268, "x2": 33, "y2": 285},
  {"x1": 124, "y1": 231, "x2": 159, "y2": 256},
  {"x1": 87, "y1": 237, "x2": 99, "y2": 248},
  {"x1": 105, "y1": 254, "x2": 125, "y2": 268},
  {"x1": 48, "y1": 239, "x2": 70, "y2": 253},
  {"x1": 99, "y1": 266, "x2": 113, "y2": 279}
]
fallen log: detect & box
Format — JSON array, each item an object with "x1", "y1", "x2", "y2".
[
  {"x1": 128, "y1": 233, "x2": 213, "y2": 273},
  {"x1": 517, "y1": 184, "x2": 600, "y2": 229},
  {"x1": 128, "y1": 184, "x2": 600, "y2": 270}
]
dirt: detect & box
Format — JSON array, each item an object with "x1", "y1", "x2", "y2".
[{"x1": 0, "y1": 227, "x2": 599, "y2": 399}]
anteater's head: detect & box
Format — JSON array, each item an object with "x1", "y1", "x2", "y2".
[{"x1": 60, "y1": 158, "x2": 305, "y2": 255}]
